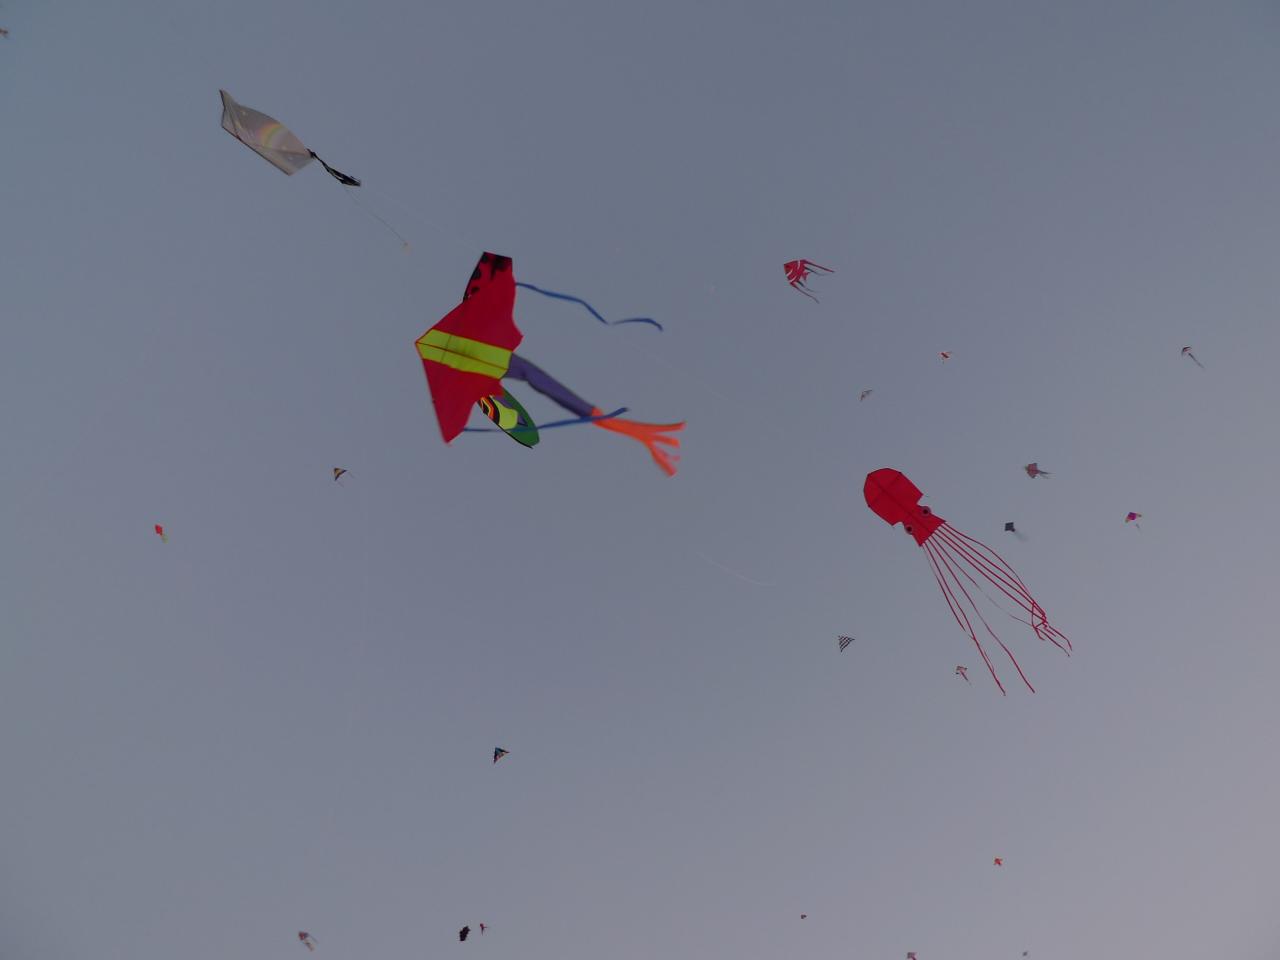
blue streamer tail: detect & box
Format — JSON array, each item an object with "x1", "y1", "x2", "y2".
[
  {"x1": 463, "y1": 407, "x2": 628, "y2": 434},
  {"x1": 515, "y1": 282, "x2": 663, "y2": 331}
]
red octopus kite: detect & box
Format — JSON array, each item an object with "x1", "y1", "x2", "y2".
[{"x1": 863, "y1": 469, "x2": 1071, "y2": 694}]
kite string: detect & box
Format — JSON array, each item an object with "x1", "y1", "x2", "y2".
[{"x1": 340, "y1": 185, "x2": 412, "y2": 250}]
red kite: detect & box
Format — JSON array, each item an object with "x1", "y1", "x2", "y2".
[
  {"x1": 864, "y1": 469, "x2": 1071, "y2": 694},
  {"x1": 417, "y1": 253, "x2": 684, "y2": 475},
  {"x1": 783, "y1": 259, "x2": 833, "y2": 302}
]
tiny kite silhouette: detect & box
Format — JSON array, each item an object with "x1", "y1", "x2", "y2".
[
  {"x1": 478, "y1": 924, "x2": 487, "y2": 934},
  {"x1": 859, "y1": 389, "x2": 873, "y2": 402},
  {"x1": 154, "y1": 524, "x2": 168, "y2": 544},
  {"x1": 939, "y1": 351, "x2": 952, "y2": 362},
  {"x1": 1024, "y1": 462, "x2": 1050, "y2": 479},
  {"x1": 1004, "y1": 521, "x2": 1027, "y2": 541},
  {"x1": 0, "y1": 28, "x2": 9, "y2": 38},
  {"x1": 298, "y1": 932, "x2": 316, "y2": 951},
  {"x1": 837, "y1": 635, "x2": 854, "y2": 653},
  {"x1": 907, "y1": 953, "x2": 918, "y2": 960},
  {"x1": 800, "y1": 914, "x2": 808, "y2": 919},
  {"x1": 493, "y1": 747, "x2": 509, "y2": 764},
  {"x1": 955, "y1": 665, "x2": 970, "y2": 684},
  {"x1": 993, "y1": 857, "x2": 1003, "y2": 866},
  {"x1": 1181, "y1": 346, "x2": 1205, "y2": 369},
  {"x1": 1125, "y1": 511, "x2": 1142, "y2": 529},
  {"x1": 864, "y1": 469, "x2": 1071, "y2": 694},
  {"x1": 783, "y1": 259, "x2": 833, "y2": 302},
  {"x1": 459, "y1": 926, "x2": 470, "y2": 942},
  {"x1": 332, "y1": 468, "x2": 347, "y2": 482}
]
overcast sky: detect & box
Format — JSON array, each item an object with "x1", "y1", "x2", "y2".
[{"x1": 4, "y1": 2, "x2": 1280, "y2": 958}]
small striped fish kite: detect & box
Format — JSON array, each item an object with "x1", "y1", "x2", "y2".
[{"x1": 837, "y1": 636, "x2": 854, "y2": 653}]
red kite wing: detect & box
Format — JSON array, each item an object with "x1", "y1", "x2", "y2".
[{"x1": 417, "y1": 253, "x2": 523, "y2": 443}]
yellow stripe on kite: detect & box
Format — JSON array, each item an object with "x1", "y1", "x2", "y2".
[{"x1": 416, "y1": 329, "x2": 512, "y2": 378}]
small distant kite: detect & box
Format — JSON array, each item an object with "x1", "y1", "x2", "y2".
[
  {"x1": 907, "y1": 953, "x2": 918, "y2": 960},
  {"x1": 1125, "y1": 511, "x2": 1142, "y2": 530},
  {"x1": 332, "y1": 467, "x2": 347, "y2": 482},
  {"x1": 993, "y1": 857, "x2": 1003, "y2": 866},
  {"x1": 493, "y1": 747, "x2": 509, "y2": 764},
  {"x1": 859, "y1": 389, "x2": 873, "y2": 402},
  {"x1": 955, "y1": 665, "x2": 970, "y2": 684},
  {"x1": 1181, "y1": 346, "x2": 1205, "y2": 369},
  {"x1": 864, "y1": 469, "x2": 1071, "y2": 694},
  {"x1": 478, "y1": 924, "x2": 487, "y2": 934},
  {"x1": 1004, "y1": 522, "x2": 1017, "y2": 534},
  {"x1": 837, "y1": 635, "x2": 854, "y2": 653},
  {"x1": 298, "y1": 932, "x2": 316, "y2": 951},
  {"x1": 783, "y1": 260, "x2": 834, "y2": 302},
  {"x1": 459, "y1": 927, "x2": 471, "y2": 942},
  {"x1": 1024, "y1": 462, "x2": 1050, "y2": 479},
  {"x1": 154, "y1": 524, "x2": 168, "y2": 544},
  {"x1": 0, "y1": 28, "x2": 9, "y2": 38},
  {"x1": 939, "y1": 351, "x2": 952, "y2": 362},
  {"x1": 418, "y1": 253, "x2": 683, "y2": 475}
]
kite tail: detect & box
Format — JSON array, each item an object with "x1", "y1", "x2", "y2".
[
  {"x1": 590, "y1": 407, "x2": 685, "y2": 476},
  {"x1": 515, "y1": 282, "x2": 663, "y2": 331},
  {"x1": 927, "y1": 539, "x2": 1036, "y2": 693},
  {"x1": 462, "y1": 407, "x2": 627, "y2": 433},
  {"x1": 937, "y1": 524, "x2": 1071, "y2": 655},
  {"x1": 309, "y1": 150, "x2": 361, "y2": 187}
]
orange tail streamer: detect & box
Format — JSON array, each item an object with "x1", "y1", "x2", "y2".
[{"x1": 590, "y1": 407, "x2": 685, "y2": 476}]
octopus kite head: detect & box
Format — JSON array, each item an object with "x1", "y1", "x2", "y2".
[{"x1": 863, "y1": 468, "x2": 943, "y2": 546}]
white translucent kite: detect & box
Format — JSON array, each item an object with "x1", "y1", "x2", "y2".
[{"x1": 219, "y1": 90, "x2": 360, "y2": 185}]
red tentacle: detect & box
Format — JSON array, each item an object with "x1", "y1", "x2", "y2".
[
  {"x1": 935, "y1": 524, "x2": 1071, "y2": 654},
  {"x1": 924, "y1": 540, "x2": 1006, "y2": 695},
  {"x1": 930, "y1": 540, "x2": 1036, "y2": 693}
]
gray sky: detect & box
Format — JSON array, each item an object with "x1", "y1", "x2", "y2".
[{"x1": 4, "y1": 2, "x2": 1280, "y2": 957}]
